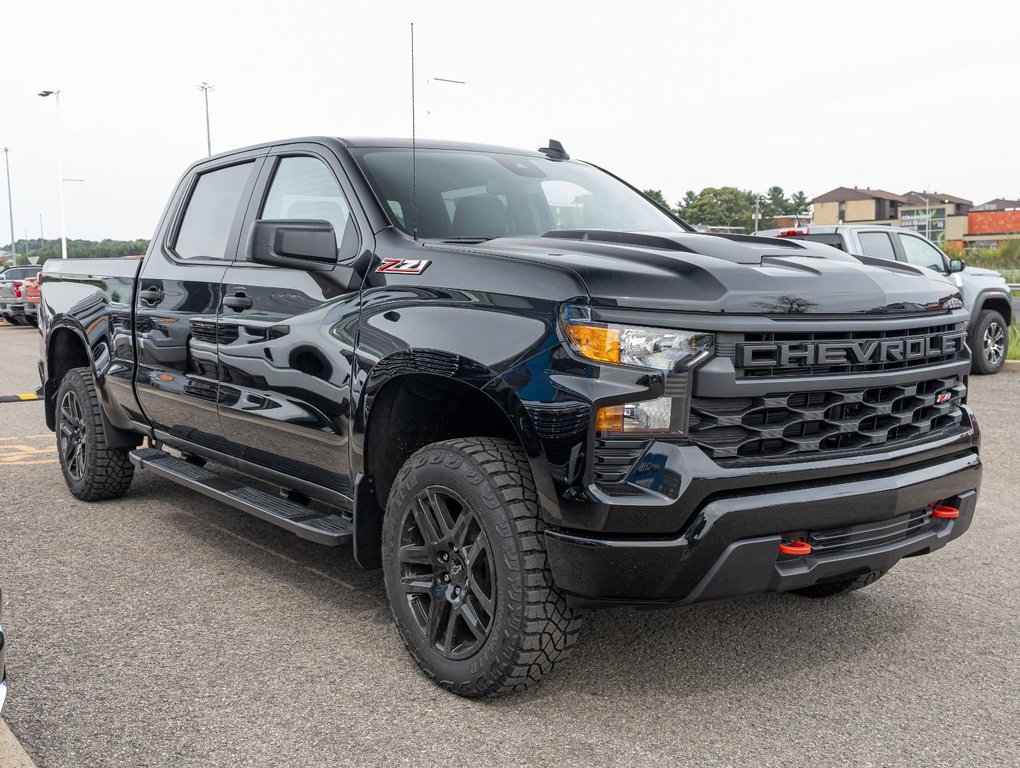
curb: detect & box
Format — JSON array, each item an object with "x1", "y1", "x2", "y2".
[
  {"x1": 0, "y1": 720, "x2": 38, "y2": 768},
  {"x1": 1004, "y1": 360, "x2": 1020, "y2": 370}
]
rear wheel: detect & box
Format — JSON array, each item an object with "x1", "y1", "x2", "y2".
[
  {"x1": 969, "y1": 309, "x2": 1007, "y2": 375},
  {"x1": 56, "y1": 367, "x2": 134, "y2": 501},
  {"x1": 382, "y1": 437, "x2": 582, "y2": 697},
  {"x1": 792, "y1": 570, "x2": 886, "y2": 598}
]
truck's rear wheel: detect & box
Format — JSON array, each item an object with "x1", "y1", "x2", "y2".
[
  {"x1": 969, "y1": 309, "x2": 1007, "y2": 375},
  {"x1": 382, "y1": 437, "x2": 582, "y2": 697},
  {"x1": 56, "y1": 367, "x2": 134, "y2": 501}
]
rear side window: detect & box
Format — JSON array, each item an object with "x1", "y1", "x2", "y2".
[
  {"x1": 174, "y1": 162, "x2": 254, "y2": 260},
  {"x1": 857, "y1": 232, "x2": 896, "y2": 260},
  {"x1": 788, "y1": 233, "x2": 846, "y2": 251}
]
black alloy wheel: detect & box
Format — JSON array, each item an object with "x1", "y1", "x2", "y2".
[
  {"x1": 59, "y1": 388, "x2": 88, "y2": 481},
  {"x1": 382, "y1": 437, "x2": 582, "y2": 697},
  {"x1": 54, "y1": 367, "x2": 134, "y2": 501},
  {"x1": 398, "y1": 486, "x2": 496, "y2": 660}
]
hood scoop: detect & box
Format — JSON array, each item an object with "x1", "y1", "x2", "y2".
[{"x1": 543, "y1": 229, "x2": 696, "y2": 252}]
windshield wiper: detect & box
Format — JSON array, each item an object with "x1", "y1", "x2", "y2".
[{"x1": 433, "y1": 236, "x2": 501, "y2": 244}]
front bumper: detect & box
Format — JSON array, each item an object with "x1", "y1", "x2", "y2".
[{"x1": 545, "y1": 450, "x2": 981, "y2": 607}]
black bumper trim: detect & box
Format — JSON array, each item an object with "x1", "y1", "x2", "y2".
[{"x1": 545, "y1": 451, "x2": 980, "y2": 607}]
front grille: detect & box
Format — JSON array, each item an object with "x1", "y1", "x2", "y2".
[
  {"x1": 800, "y1": 508, "x2": 934, "y2": 557},
  {"x1": 689, "y1": 375, "x2": 966, "y2": 462},
  {"x1": 719, "y1": 320, "x2": 967, "y2": 378}
]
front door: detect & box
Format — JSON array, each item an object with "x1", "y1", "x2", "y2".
[
  {"x1": 215, "y1": 151, "x2": 367, "y2": 501},
  {"x1": 134, "y1": 158, "x2": 262, "y2": 446}
]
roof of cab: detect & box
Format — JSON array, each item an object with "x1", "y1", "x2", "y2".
[{"x1": 201, "y1": 136, "x2": 548, "y2": 163}]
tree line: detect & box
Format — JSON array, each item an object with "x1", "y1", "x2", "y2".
[
  {"x1": 643, "y1": 187, "x2": 811, "y2": 232},
  {"x1": 3, "y1": 238, "x2": 149, "y2": 265}
]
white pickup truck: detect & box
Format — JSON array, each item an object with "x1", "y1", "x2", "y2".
[{"x1": 755, "y1": 225, "x2": 1013, "y2": 374}]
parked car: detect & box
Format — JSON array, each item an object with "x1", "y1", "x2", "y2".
[
  {"x1": 0, "y1": 265, "x2": 42, "y2": 326},
  {"x1": 755, "y1": 225, "x2": 1013, "y2": 374},
  {"x1": 38, "y1": 137, "x2": 981, "y2": 697},
  {"x1": 22, "y1": 272, "x2": 41, "y2": 325}
]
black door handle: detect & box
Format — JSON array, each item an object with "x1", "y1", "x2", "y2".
[
  {"x1": 223, "y1": 292, "x2": 253, "y2": 311},
  {"x1": 139, "y1": 286, "x2": 163, "y2": 304}
]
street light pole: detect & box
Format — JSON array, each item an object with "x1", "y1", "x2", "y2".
[
  {"x1": 197, "y1": 82, "x2": 214, "y2": 156},
  {"x1": 39, "y1": 90, "x2": 68, "y2": 259},
  {"x1": 3, "y1": 147, "x2": 14, "y2": 258}
]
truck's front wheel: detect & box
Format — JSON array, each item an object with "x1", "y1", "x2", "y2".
[
  {"x1": 969, "y1": 308, "x2": 1007, "y2": 375},
  {"x1": 382, "y1": 437, "x2": 582, "y2": 697},
  {"x1": 56, "y1": 367, "x2": 134, "y2": 501}
]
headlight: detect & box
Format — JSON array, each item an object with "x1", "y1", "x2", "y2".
[
  {"x1": 560, "y1": 305, "x2": 714, "y2": 435},
  {"x1": 560, "y1": 305, "x2": 714, "y2": 373}
]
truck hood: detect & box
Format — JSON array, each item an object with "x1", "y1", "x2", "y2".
[
  {"x1": 452, "y1": 230, "x2": 962, "y2": 315},
  {"x1": 963, "y1": 265, "x2": 1006, "y2": 280}
]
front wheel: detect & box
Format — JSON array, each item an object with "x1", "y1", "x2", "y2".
[
  {"x1": 969, "y1": 309, "x2": 1007, "y2": 375},
  {"x1": 56, "y1": 367, "x2": 135, "y2": 501},
  {"x1": 382, "y1": 437, "x2": 582, "y2": 697}
]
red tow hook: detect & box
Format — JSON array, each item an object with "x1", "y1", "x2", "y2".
[
  {"x1": 778, "y1": 540, "x2": 812, "y2": 556},
  {"x1": 931, "y1": 504, "x2": 960, "y2": 520}
]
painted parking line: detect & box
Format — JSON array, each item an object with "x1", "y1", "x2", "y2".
[
  {"x1": 0, "y1": 394, "x2": 40, "y2": 403},
  {"x1": 0, "y1": 434, "x2": 57, "y2": 466}
]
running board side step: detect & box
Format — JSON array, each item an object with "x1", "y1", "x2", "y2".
[{"x1": 129, "y1": 448, "x2": 352, "y2": 546}]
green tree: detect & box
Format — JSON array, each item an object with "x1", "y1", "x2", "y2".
[
  {"x1": 642, "y1": 189, "x2": 673, "y2": 213},
  {"x1": 682, "y1": 187, "x2": 754, "y2": 231},
  {"x1": 790, "y1": 190, "x2": 810, "y2": 215},
  {"x1": 676, "y1": 190, "x2": 698, "y2": 220}
]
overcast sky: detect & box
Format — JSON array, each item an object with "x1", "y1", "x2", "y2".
[{"x1": 1, "y1": 0, "x2": 1018, "y2": 242}]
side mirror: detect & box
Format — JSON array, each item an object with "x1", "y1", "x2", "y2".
[
  {"x1": 247, "y1": 219, "x2": 338, "y2": 270},
  {"x1": 948, "y1": 258, "x2": 966, "y2": 273}
]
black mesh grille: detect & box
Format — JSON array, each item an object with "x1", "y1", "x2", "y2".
[
  {"x1": 689, "y1": 375, "x2": 966, "y2": 463},
  {"x1": 724, "y1": 321, "x2": 967, "y2": 378}
]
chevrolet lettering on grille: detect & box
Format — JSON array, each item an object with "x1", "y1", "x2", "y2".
[{"x1": 737, "y1": 330, "x2": 968, "y2": 369}]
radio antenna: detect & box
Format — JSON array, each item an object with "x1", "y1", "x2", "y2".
[{"x1": 410, "y1": 22, "x2": 418, "y2": 242}]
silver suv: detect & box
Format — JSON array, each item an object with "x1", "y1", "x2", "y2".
[{"x1": 755, "y1": 225, "x2": 1013, "y2": 374}]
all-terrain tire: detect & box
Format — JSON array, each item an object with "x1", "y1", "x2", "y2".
[
  {"x1": 382, "y1": 437, "x2": 583, "y2": 698},
  {"x1": 969, "y1": 309, "x2": 1007, "y2": 375},
  {"x1": 792, "y1": 570, "x2": 887, "y2": 598},
  {"x1": 55, "y1": 367, "x2": 134, "y2": 501}
]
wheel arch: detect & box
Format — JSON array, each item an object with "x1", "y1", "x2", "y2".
[
  {"x1": 45, "y1": 322, "x2": 140, "y2": 449},
  {"x1": 352, "y1": 351, "x2": 553, "y2": 569},
  {"x1": 975, "y1": 291, "x2": 1013, "y2": 326}
]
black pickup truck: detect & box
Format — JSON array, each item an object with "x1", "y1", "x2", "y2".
[{"x1": 38, "y1": 137, "x2": 982, "y2": 697}]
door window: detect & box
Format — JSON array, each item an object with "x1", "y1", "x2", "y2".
[
  {"x1": 898, "y1": 234, "x2": 947, "y2": 272},
  {"x1": 174, "y1": 162, "x2": 255, "y2": 260},
  {"x1": 857, "y1": 231, "x2": 896, "y2": 260},
  {"x1": 262, "y1": 157, "x2": 356, "y2": 259}
]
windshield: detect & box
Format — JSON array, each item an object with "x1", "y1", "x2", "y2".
[{"x1": 351, "y1": 148, "x2": 686, "y2": 241}]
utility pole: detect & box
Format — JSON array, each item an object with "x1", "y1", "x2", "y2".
[
  {"x1": 38, "y1": 90, "x2": 68, "y2": 259},
  {"x1": 3, "y1": 147, "x2": 14, "y2": 257},
  {"x1": 197, "y1": 82, "x2": 214, "y2": 156}
]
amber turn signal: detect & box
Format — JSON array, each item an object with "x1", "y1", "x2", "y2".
[{"x1": 563, "y1": 323, "x2": 620, "y2": 364}]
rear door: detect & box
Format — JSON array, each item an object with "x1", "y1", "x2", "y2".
[
  {"x1": 214, "y1": 146, "x2": 369, "y2": 501},
  {"x1": 134, "y1": 155, "x2": 264, "y2": 446}
]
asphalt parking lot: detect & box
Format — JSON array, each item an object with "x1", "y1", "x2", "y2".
[{"x1": 1, "y1": 322, "x2": 1018, "y2": 768}]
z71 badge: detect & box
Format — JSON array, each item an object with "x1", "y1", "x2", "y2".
[{"x1": 376, "y1": 258, "x2": 431, "y2": 275}]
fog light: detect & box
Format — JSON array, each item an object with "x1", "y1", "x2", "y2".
[{"x1": 597, "y1": 397, "x2": 673, "y2": 435}]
